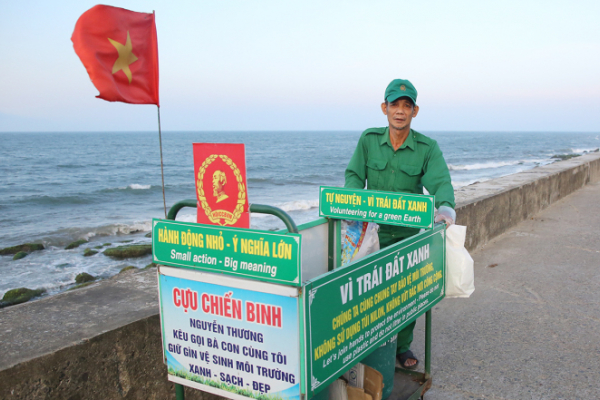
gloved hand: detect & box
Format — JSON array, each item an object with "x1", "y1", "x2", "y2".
[{"x1": 434, "y1": 206, "x2": 455, "y2": 227}]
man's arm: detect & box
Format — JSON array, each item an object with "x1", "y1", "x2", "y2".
[
  {"x1": 344, "y1": 134, "x2": 367, "y2": 189},
  {"x1": 421, "y1": 141, "x2": 455, "y2": 210}
]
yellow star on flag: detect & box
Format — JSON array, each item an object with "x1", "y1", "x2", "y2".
[{"x1": 108, "y1": 31, "x2": 138, "y2": 84}]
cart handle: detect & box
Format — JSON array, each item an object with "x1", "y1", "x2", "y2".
[{"x1": 166, "y1": 199, "x2": 299, "y2": 234}]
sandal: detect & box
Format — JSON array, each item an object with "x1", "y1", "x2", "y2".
[{"x1": 397, "y1": 350, "x2": 419, "y2": 370}]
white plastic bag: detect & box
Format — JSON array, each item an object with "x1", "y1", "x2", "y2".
[
  {"x1": 352, "y1": 222, "x2": 379, "y2": 262},
  {"x1": 445, "y1": 224, "x2": 475, "y2": 298},
  {"x1": 341, "y1": 221, "x2": 380, "y2": 267}
]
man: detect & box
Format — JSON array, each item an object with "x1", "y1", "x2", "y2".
[
  {"x1": 345, "y1": 79, "x2": 455, "y2": 369},
  {"x1": 212, "y1": 170, "x2": 229, "y2": 203}
]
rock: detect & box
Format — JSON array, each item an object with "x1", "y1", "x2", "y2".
[
  {"x1": 13, "y1": 251, "x2": 28, "y2": 260},
  {"x1": 143, "y1": 263, "x2": 157, "y2": 270},
  {"x1": 75, "y1": 272, "x2": 96, "y2": 284},
  {"x1": 68, "y1": 282, "x2": 96, "y2": 291},
  {"x1": 145, "y1": 232, "x2": 152, "y2": 238},
  {"x1": 1, "y1": 287, "x2": 46, "y2": 307},
  {"x1": 119, "y1": 266, "x2": 138, "y2": 274},
  {"x1": 94, "y1": 245, "x2": 103, "y2": 249},
  {"x1": 0, "y1": 243, "x2": 44, "y2": 256},
  {"x1": 103, "y1": 244, "x2": 152, "y2": 259},
  {"x1": 65, "y1": 239, "x2": 88, "y2": 250},
  {"x1": 552, "y1": 153, "x2": 580, "y2": 161},
  {"x1": 83, "y1": 249, "x2": 98, "y2": 257},
  {"x1": 121, "y1": 240, "x2": 134, "y2": 243},
  {"x1": 102, "y1": 243, "x2": 111, "y2": 246}
]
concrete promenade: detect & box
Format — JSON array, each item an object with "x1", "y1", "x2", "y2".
[{"x1": 410, "y1": 180, "x2": 600, "y2": 399}]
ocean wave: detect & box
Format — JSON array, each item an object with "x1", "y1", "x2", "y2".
[
  {"x1": 83, "y1": 221, "x2": 152, "y2": 238},
  {"x1": 15, "y1": 194, "x2": 96, "y2": 206},
  {"x1": 171, "y1": 200, "x2": 320, "y2": 222},
  {"x1": 276, "y1": 199, "x2": 319, "y2": 212},
  {"x1": 11, "y1": 185, "x2": 156, "y2": 206},
  {"x1": 176, "y1": 214, "x2": 197, "y2": 223},
  {"x1": 571, "y1": 147, "x2": 599, "y2": 154},
  {"x1": 120, "y1": 184, "x2": 152, "y2": 190},
  {"x1": 56, "y1": 164, "x2": 85, "y2": 169},
  {"x1": 448, "y1": 160, "x2": 523, "y2": 171},
  {"x1": 452, "y1": 179, "x2": 488, "y2": 188},
  {"x1": 98, "y1": 184, "x2": 157, "y2": 193},
  {"x1": 37, "y1": 221, "x2": 153, "y2": 247}
]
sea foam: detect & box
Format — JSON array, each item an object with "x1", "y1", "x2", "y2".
[
  {"x1": 448, "y1": 160, "x2": 523, "y2": 171},
  {"x1": 128, "y1": 184, "x2": 152, "y2": 190}
]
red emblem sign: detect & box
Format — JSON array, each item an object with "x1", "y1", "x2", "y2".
[{"x1": 193, "y1": 143, "x2": 250, "y2": 228}]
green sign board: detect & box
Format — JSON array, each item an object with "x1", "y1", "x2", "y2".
[
  {"x1": 152, "y1": 219, "x2": 302, "y2": 286},
  {"x1": 303, "y1": 225, "x2": 445, "y2": 397},
  {"x1": 319, "y1": 186, "x2": 435, "y2": 229}
]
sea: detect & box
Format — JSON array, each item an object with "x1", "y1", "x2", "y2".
[{"x1": 1, "y1": 131, "x2": 599, "y2": 298}]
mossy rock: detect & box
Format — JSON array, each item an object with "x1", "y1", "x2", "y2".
[
  {"x1": 94, "y1": 245, "x2": 103, "y2": 249},
  {"x1": 143, "y1": 263, "x2": 157, "y2": 270},
  {"x1": 103, "y1": 244, "x2": 152, "y2": 259},
  {"x1": 0, "y1": 243, "x2": 44, "y2": 256},
  {"x1": 1, "y1": 287, "x2": 46, "y2": 306},
  {"x1": 75, "y1": 272, "x2": 96, "y2": 284},
  {"x1": 102, "y1": 243, "x2": 112, "y2": 246},
  {"x1": 13, "y1": 251, "x2": 28, "y2": 260},
  {"x1": 552, "y1": 153, "x2": 580, "y2": 161},
  {"x1": 68, "y1": 282, "x2": 96, "y2": 291},
  {"x1": 65, "y1": 239, "x2": 88, "y2": 250},
  {"x1": 145, "y1": 232, "x2": 152, "y2": 238},
  {"x1": 119, "y1": 266, "x2": 138, "y2": 274},
  {"x1": 83, "y1": 249, "x2": 98, "y2": 257},
  {"x1": 121, "y1": 240, "x2": 134, "y2": 243}
]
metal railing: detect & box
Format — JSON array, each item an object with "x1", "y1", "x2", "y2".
[{"x1": 167, "y1": 199, "x2": 298, "y2": 233}]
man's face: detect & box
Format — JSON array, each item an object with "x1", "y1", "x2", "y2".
[
  {"x1": 381, "y1": 97, "x2": 419, "y2": 132},
  {"x1": 212, "y1": 175, "x2": 222, "y2": 196}
]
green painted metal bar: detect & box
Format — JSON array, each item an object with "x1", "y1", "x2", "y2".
[
  {"x1": 336, "y1": 220, "x2": 342, "y2": 268},
  {"x1": 250, "y1": 203, "x2": 298, "y2": 233},
  {"x1": 166, "y1": 199, "x2": 298, "y2": 234},
  {"x1": 425, "y1": 309, "x2": 432, "y2": 379},
  {"x1": 175, "y1": 382, "x2": 185, "y2": 400},
  {"x1": 167, "y1": 199, "x2": 196, "y2": 220},
  {"x1": 327, "y1": 218, "x2": 335, "y2": 271}
]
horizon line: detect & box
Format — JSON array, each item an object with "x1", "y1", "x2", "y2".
[{"x1": 1, "y1": 130, "x2": 599, "y2": 134}]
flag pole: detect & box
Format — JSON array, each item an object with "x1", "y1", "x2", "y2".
[{"x1": 157, "y1": 106, "x2": 167, "y2": 218}]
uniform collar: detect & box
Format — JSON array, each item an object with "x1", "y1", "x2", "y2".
[{"x1": 381, "y1": 127, "x2": 416, "y2": 151}]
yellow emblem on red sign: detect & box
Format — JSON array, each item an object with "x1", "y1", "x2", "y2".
[{"x1": 194, "y1": 144, "x2": 250, "y2": 228}]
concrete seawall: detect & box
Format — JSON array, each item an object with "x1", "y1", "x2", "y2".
[
  {"x1": 455, "y1": 152, "x2": 600, "y2": 250},
  {"x1": 2, "y1": 152, "x2": 599, "y2": 399}
]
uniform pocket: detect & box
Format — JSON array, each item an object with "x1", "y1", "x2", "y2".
[
  {"x1": 396, "y1": 164, "x2": 422, "y2": 191},
  {"x1": 366, "y1": 158, "x2": 387, "y2": 189}
]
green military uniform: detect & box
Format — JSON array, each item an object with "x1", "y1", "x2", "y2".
[{"x1": 345, "y1": 126, "x2": 455, "y2": 354}]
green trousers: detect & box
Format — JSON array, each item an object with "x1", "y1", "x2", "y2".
[{"x1": 378, "y1": 230, "x2": 417, "y2": 355}]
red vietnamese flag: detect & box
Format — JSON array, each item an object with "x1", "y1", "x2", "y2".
[{"x1": 72, "y1": 5, "x2": 159, "y2": 105}]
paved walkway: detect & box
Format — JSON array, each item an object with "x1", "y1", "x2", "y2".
[{"x1": 409, "y1": 181, "x2": 600, "y2": 399}]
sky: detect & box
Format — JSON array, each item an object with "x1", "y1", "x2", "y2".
[{"x1": 1, "y1": 0, "x2": 599, "y2": 132}]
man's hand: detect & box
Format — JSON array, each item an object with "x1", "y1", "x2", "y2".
[{"x1": 435, "y1": 206, "x2": 455, "y2": 227}]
